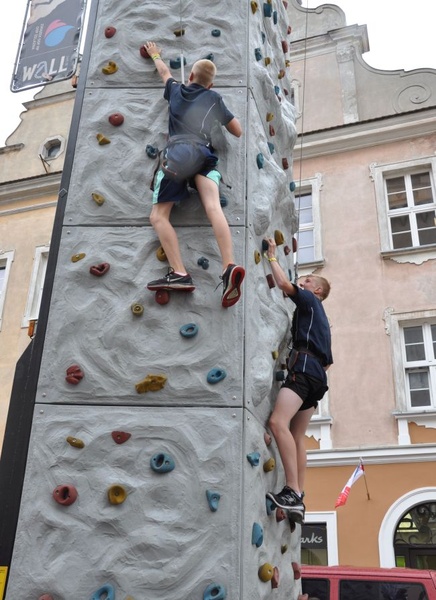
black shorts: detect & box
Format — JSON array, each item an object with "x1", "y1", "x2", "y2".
[{"x1": 281, "y1": 370, "x2": 328, "y2": 411}]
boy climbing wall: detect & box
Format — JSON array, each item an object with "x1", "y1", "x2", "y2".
[{"x1": 144, "y1": 41, "x2": 245, "y2": 308}]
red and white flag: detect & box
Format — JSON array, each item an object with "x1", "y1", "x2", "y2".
[{"x1": 335, "y1": 462, "x2": 365, "y2": 508}]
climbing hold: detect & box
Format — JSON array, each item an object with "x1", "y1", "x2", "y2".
[
  {"x1": 266, "y1": 497, "x2": 275, "y2": 515},
  {"x1": 155, "y1": 289, "x2": 170, "y2": 305},
  {"x1": 91, "y1": 192, "x2": 105, "y2": 206},
  {"x1": 150, "y1": 452, "x2": 175, "y2": 473},
  {"x1": 256, "y1": 153, "x2": 264, "y2": 169},
  {"x1": 66, "y1": 436, "x2": 85, "y2": 449},
  {"x1": 96, "y1": 133, "x2": 111, "y2": 145},
  {"x1": 274, "y1": 85, "x2": 280, "y2": 95},
  {"x1": 203, "y1": 583, "x2": 226, "y2": 600},
  {"x1": 65, "y1": 364, "x2": 84, "y2": 385},
  {"x1": 261, "y1": 239, "x2": 269, "y2": 252},
  {"x1": 101, "y1": 60, "x2": 118, "y2": 75},
  {"x1": 266, "y1": 112, "x2": 274, "y2": 122},
  {"x1": 71, "y1": 252, "x2": 86, "y2": 262},
  {"x1": 287, "y1": 24, "x2": 292, "y2": 34},
  {"x1": 156, "y1": 245, "x2": 167, "y2": 261},
  {"x1": 271, "y1": 566, "x2": 280, "y2": 589},
  {"x1": 173, "y1": 27, "x2": 185, "y2": 37},
  {"x1": 39, "y1": 595, "x2": 54, "y2": 600},
  {"x1": 274, "y1": 230, "x2": 284, "y2": 245},
  {"x1": 131, "y1": 303, "x2": 144, "y2": 316},
  {"x1": 275, "y1": 370, "x2": 286, "y2": 381},
  {"x1": 104, "y1": 26, "x2": 116, "y2": 38},
  {"x1": 281, "y1": 40, "x2": 289, "y2": 53},
  {"x1": 292, "y1": 237, "x2": 298, "y2": 253},
  {"x1": 197, "y1": 256, "x2": 209, "y2": 270},
  {"x1": 263, "y1": 457, "x2": 275, "y2": 472},
  {"x1": 269, "y1": 123, "x2": 275, "y2": 136},
  {"x1": 271, "y1": 350, "x2": 279, "y2": 360},
  {"x1": 108, "y1": 484, "x2": 127, "y2": 505},
  {"x1": 180, "y1": 323, "x2": 199, "y2": 338},
  {"x1": 207, "y1": 368, "x2": 226, "y2": 384},
  {"x1": 90, "y1": 584, "x2": 115, "y2": 600},
  {"x1": 219, "y1": 195, "x2": 228, "y2": 207},
  {"x1": 267, "y1": 142, "x2": 275, "y2": 154},
  {"x1": 254, "y1": 250, "x2": 261, "y2": 264},
  {"x1": 111, "y1": 431, "x2": 131, "y2": 444},
  {"x1": 282, "y1": 157, "x2": 289, "y2": 170},
  {"x1": 52, "y1": 484, "x2": 78, "y2": 506},
  {"x1": 203, "y1": 52, "x2": 214, "y2": 61},
  {"x1": 292, "y1": 562, "x2": 302, "y2": 580},
  {"x1": 266, "y1": 274, "x2": 275, "y2": 289},
  {"x1": 250, "y1": 0, "x2": 258, "y2": 13},
  {"x1": 258, "y1": 563, "x2": 274, "y2": 582},
  {"x1": 252, "y1": 522, "x2": 264, "y2": 547},
  {"x1": 206, "y1": 489, "x2": 221, "y2": 512},
  {"x1": 264, "y1": 432, "x2": 272, "y2": 446},
  {"x1": 273, "y1": 10, "x2": 278, "y2": 24},
  {"x1": 211, "y1": 29, "x2": 221, "y2": 37},
  {"x1": 276, "y1": 508, "x2": 287, "y2": 522},
  {"x1": 284, "y1": 245, "x2": 291, "y2": 256},
  {"x1": 284, "y1": 86, "x2": 290, "y2": 94},
  {"x1": 263, "y1": 3, "x2": 272, "y2": 17},
  {"x1": 261, "y1": 32, "x2": 266, "y2": 43},
  {"x1": 140, "y1": 45, "x2": 150, "y2": 59},
  {"x1": 170, "y1": 56, "x2": 187, "y2": 70},
  {"x1": 264, "y1": 57, "x2": 271, "y2": 66},
  {"x1": 135, "y1": 374, "x2": 167, "y2": 393},
  {"x1": 108, "y1": 112, "x2": 124, "y2": 126},
  {"x1": 146, "y1": 144, "x2": 159, "y2": 159},
  {"x1": 281, "y1": 543, "x2": 288, "y2": 554},
  {"x1": 90, "y1": 262, "x2": 110, "y2": 276},
  {"x1": 278, "y1": 69, "x2": 286, "y2": 79},
  {"x1": 290, "y1": 181, "x2": 296, "y2": 192},
  {"x1": 246, "y1": 451, "x2": 261, "y2": 467},
  {"x1": 254, "y1": 48, "x2": 262, "y2": 61}
]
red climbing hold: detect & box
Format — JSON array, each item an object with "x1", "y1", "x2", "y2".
[
  {"x1": 281, "y1": 40, "x2": 288, "y2": 53},
  {"x1": 269, "y1": 124, "x2": 275, "y2": 137},
  {"x1": 111, "y1": 431, "x2": 132, "y2": 444},
  {"x1": 104, "y1": 26, "x2": 116, "y2": 38},
  {"x1": 282, "y1": 158, "x2": 289, "y2": 170},
  {"x1": 65, "y1": 365, "x2": 84, "y2": 385},
  {"x1": 108, "y1": 113, "x2": 124, "y2": 126},
  {"x1": 266, "y1": 274, "x2": 275, "y2": 289},
  {"x1": 292, "y1": 237, "x2": 298, "y2": 253},
  {"x1": 155, "y1": 290, "x2": 170, "y2": 305},
  {"x1": 272, "y1": 566, "x2": 280, "y2": 589},
  {"x1": 90, "y1": 262, "x2": 110, "y2": 276},
  {"x1": 284, "y1": 245, "x2": 291, "y2": 256},
  {"x1": 52, "y1": 484, "x2": 78, "y2": 506},
  {"x1": 292, "y1": 562, "x2": 302, "y2": 580},
  {"x1": 140, "y1": 45, "x2": 151, "y2": 59},
  {"x1": 276, "y1": 508, "x2": 287, "y2": 522}
]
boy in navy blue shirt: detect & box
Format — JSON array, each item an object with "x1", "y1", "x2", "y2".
[
  {"x1": 264, "y1": 237, "x2": 333, "y2": 523},
  {"x1": 144, "y1": 41, "x2": 245, "y2": 308}
]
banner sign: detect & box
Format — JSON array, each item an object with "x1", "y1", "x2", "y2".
[
  {"x1": 301, "y1": 524, "x2": 328, "y2": 550},
  {"x1": 11, "y1": 0, "x2": 87, "y2": 92}
]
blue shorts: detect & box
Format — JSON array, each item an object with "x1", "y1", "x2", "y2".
[{"x1": 281, "y1": 370, "x2": 328, "y2": 411}]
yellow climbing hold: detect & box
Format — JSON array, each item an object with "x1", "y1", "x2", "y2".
[
  {"x1": 264, "y1": 57, "x2": 271, "y2": 66},
  {"x1": 71, "y1": 253, "x2": 86, "y2": 263},
  {"x1": 108, "y1": 484, "x2": 127, "y2": 505},
  {"x1": 173, "y1": 28, "x2": 185, "y2": 36},
  {"x1": 271, "y1": 350, "x2": 279, "y2": 360},
  {"x1": 251, "y1": 0, "x2": 258, "y2": 13},
  {"x1": 135, "y1": 374, "x2": 167, "y2": 393},
  {"x1": 281, "y1": 544, "x2": 288, "y2": 554},
  {"x1": 96, "y1": 133, "x2": 111, "y2": 145},
  {"x1": 102, "y1": 60, "x2": 118, "y2": 74},
  {"x1": 263, "y1": 457, "x2": 275, "y2": 472},
  {"x1": 274, "y1": 230, "x2": 284, "y2": 245},
  {"x1": 66, "y1": 436, "x2": 85, "y2": 448},
  {"x1": 131, "y1": 303, "x2": 144, "y2": 316},
  {"x1": 254, "y1": 249, "x2": 261, "y2": 264},
  {"x1": 156, "y1": 246, "x2": 167, "y2": 262},
  {"x1": 266, "y1": 112, "x2": 274, "y2": 122},
  {"x1": 92, "y1": 192, "x2": 105, "y2": 206},
  {"x1": 258, "y1": 563, "x2": 274, "y2": 582}
]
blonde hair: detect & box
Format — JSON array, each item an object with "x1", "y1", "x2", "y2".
[
  {"x1": 190, "y1": 59, "x2": 216, "y2": 87},
  {"x1": 311, "y1": 275, "x2": 331, "y2": 300}
]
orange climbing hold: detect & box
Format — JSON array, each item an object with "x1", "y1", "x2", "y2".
[
  {"x1": 251, "y1": 0, "x2": 258, "y2": 13},
  {"x1": 96, "y1": 133, "x2": 111, "y2": 145},
  {"x1": 101, "y1": 60, "x2": 118, "y2": 74},
  {"x1": 135, "y1": 374, "x2": 167, "y2": 393}
]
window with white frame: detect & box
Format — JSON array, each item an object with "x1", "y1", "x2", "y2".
[
  {"x1": 371, "y1": 157, "x2": 436, "y2": 257},
  {"x1": 22, "y1": 246, "x2": 49, "y2": 327},
  {"x1": 0, "y1": 250, "x2": 15, "y2": 331},
  {"x1": 402, "y1": 321, "x2": 436, "y2": 409},
  {"x1": 294, "y1": 174, "x2": 324, "y2": 270}
]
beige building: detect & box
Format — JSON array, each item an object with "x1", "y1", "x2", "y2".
[{"x1": 0, "y1": 0, "x2": 435, "y2": 573}]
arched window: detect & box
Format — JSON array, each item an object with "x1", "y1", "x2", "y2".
[{"x1": 394, "y1": 502, "x2": 436, "y2": 569}]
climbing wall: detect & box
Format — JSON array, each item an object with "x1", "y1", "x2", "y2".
[{"x1": 5, "y1": 0, "x2": 300, "y2": 598}]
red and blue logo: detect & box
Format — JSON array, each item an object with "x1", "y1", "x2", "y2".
[{"x1": 44, "y1": 19, "x2": 74, "y2": 47}]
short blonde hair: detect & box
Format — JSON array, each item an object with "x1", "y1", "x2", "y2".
[
  {"x1": 312, "y1": 275, "x2": 331, "y2": 300},
  {"x1": 191, "y1": 59, "x2": 216, "y2": 87}
]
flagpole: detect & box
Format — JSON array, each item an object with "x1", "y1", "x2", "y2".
[{"x1": 360, "y1": 458, "x2": 371, "y2": 500}]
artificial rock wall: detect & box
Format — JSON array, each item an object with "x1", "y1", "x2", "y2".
[{"x1": 6, "y1": 0, "x2": 300, "y2": 598}]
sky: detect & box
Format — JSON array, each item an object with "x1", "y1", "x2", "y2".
[{"x1": 0, "y1": 0, "x2": 435, "y2": 146}]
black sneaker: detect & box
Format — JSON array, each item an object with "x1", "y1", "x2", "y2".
[
  {"x1": 266, "y1": 486, "x2": 305, "y2": 523},
  {"x1": 221, "y1": 264, "x2": 245, "y2": 308},
  {"x1": 147, "y1": 268, "x2": 195, "y2": 292}
]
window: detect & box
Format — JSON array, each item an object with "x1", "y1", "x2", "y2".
[
  {"x1": 339, "y1": 580, "x2": 428, "y2": 600},
  {"x1": 22, "y1": 246, "x2": 49, "y2": 327},
  {"x1": 294, "y1": 174, "x2": 324, "y2": 271},
  {"x1": 39, "y1": 136, "x2": 65, "y2": 161},
  {"x1": 302, "y1": 578, "x2": 329, "y2": 600},
  {"x1": 371, "y1": 157, "x2": 436, "y2": 260},
  {"x1": 0, "y1": 250, "x2": 15, "y2": 330},
  {"x1": 303, "y1": 512, "x2": 338, "y2": 565},
  {"x1": 402, "y1": 322, "x2": 436, "y2": 409}
]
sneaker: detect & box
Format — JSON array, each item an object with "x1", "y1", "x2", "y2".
[
  {"x1": 266, "y1": 486, "x2": 305, "y2": 523},
  {"x1": 147, "y1": 268, "x2": 195, "y2": 291},
  {"x1": 221, "y1": 264, "x2": 245, "y2": 308}
]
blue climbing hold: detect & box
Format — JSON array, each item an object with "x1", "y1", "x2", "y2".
[
  {"x1": 274, "y1": 85, "x2": 280, "y2": 95},
  {"x1": 197, "y1": 257, "x2": 210, "y2": 270},
  {"x1": 273, "y1": 10, "x2": 278, "y2": 24},
  {"x1": 256, "y1": 153, "x2": 264, "y2": 169},
  {"x1": 275, "y1": 370, "x2": 286, "y2": 381},
  {"x1": 263, "y1": 3, "x2": 272, "y2": 17},
  {"x1": 255, "y1": 48, "x2": 262, "y2": 61},
  {"x1": 262, "y1": 239, "x2": 269, "y2": 251},
  {"x1": 219, "y1": 195, "x2": 228, "y2": 208},
  {"x1": 146, "y1": 145, "x2": 158, "y2": 159},
  {"x1": 204, "y1": 52, "x2": 214, "y2": 61},
  {"x1": 180, "y1": 322, "x2": 199, "y2": 338},
  {"x1": 252, "y1": 522, "x2": 264, "y2": 547},
  {"x1": 247, "y1": 451, "x2": 261, "y2": 466},
  {"x1": 266, "y1": 497, "x2": 276, "y2": 515},
  {"x1": 207, "y1": 368, "x2": 226, "y2": 384},
  {"x1": 206, "y1": 490, "x2": 221, "y2": 512},
  {"x1": 203, "y1": 583, "x2": 226, "y2": 600},
  {"x1": 150, "y1": 452, "x2": 175, "y2": 473},
  {"x1": 211, "y1": 29, "x2": 221, "y2": 37},
  {"x1": 290, "y1": 181, "x2": 296, "y2": 192},
  {"x1": 268, "y1": 142, "x2": 275, "y2": 154},
  {"x1": 90, "y1": 584, "x2": 115, "y2": 600},
  {"x1": 261, "y1": 32, "x2": 266, "y2": 43},
  {"x1": 170, "y1": 56, "x2": 187, "y2": 69}
]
